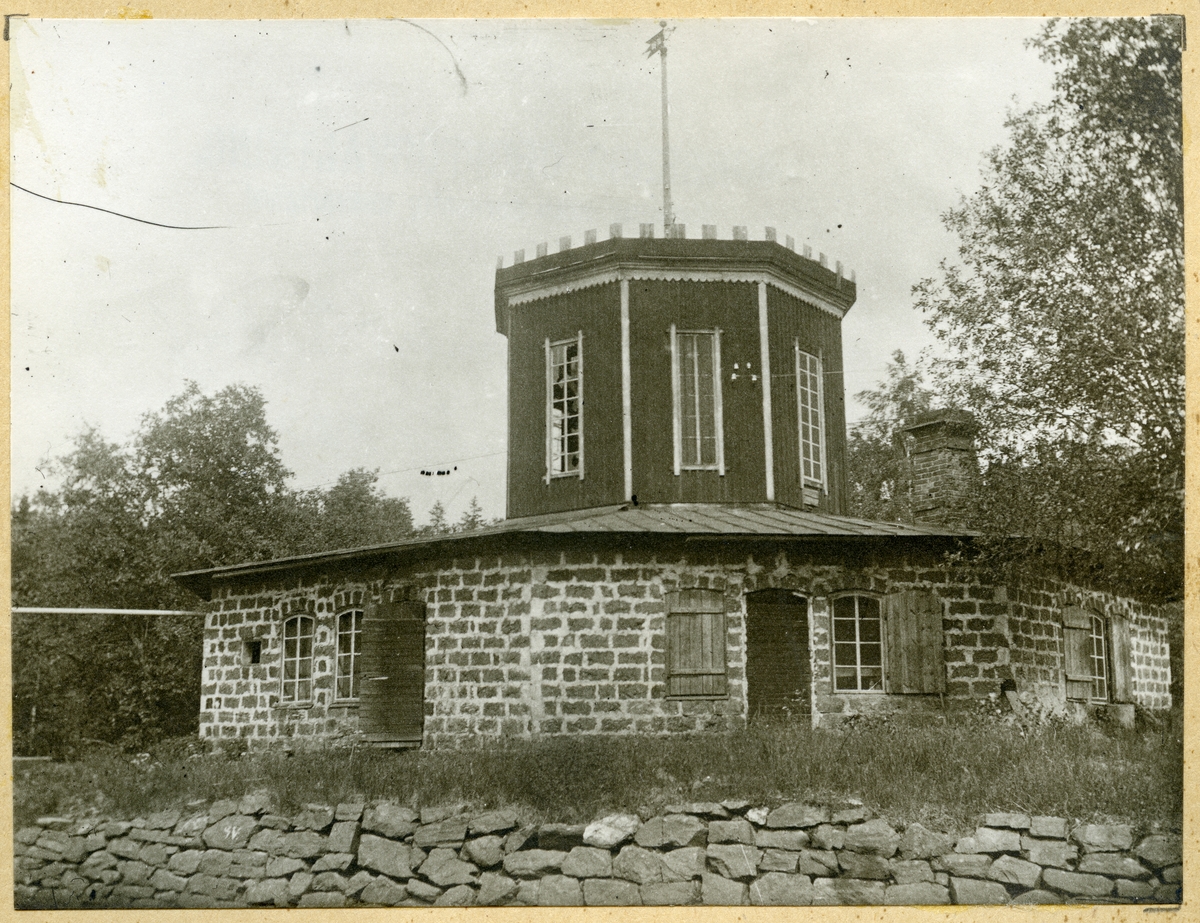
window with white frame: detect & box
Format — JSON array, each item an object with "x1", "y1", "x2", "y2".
[
  {"x1": 672, "y1": 327, "x2": 724, "y2": 472},
  {"x1": 832, "y1": 595, "x2": 883, "y2": 691},
  {"x1": 546, "y1": 335, "x2": 583, "y2": 478},
  {"x1": 795, "y1": 346, "x2": 825, "y2": 486},
  {"x1": 336, "y1": 610, "x2": 363, "y2": 701},
  {"x1": 281, "y1": 615, "x2": 314, "y2": 703},
  {"x1": 1087, "y1": 615, "x2": 1109, "y2": 702}
]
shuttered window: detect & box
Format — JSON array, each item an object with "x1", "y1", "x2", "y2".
[
  {"x1": 281, "y1": 615, "x2": 314, "y2": 703},
  {"x1": 666, "y1": 589, "x2": 728, "y2": 697},
  {"x1": 335, "y1": 610, "x2": 363, "y2": 701},
  {"x1": 883, "y1": 590, "x2": 946, "y2": 694},
  {"x1": 1063, "y1": 607, "x2": 1111, "y2": 703},
  {"x1": 832, "y1": 595, "x2": 883, "y2": 691}
]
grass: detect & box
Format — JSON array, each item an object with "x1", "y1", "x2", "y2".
[{"x1": 14, "y1": 714, "x2": 1182, "y2": 835}]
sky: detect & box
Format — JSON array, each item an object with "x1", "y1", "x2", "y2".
[{"x1": 10, "y1": 17, "x2": 1058, "y2": 525}]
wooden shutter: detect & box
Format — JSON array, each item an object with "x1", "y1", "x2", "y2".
[
  {"x1": 666, "y1": 589, "x2": 727, "y2": 697},
  {"x1": 1062, "y1": 606, "x2": 1093, "y2": 702},
  {"x1": 1109, "y1": 615, "x2": 1133, "y2": 704},
  {"x1": 360, "y1": 599, "x2": 426, "y2": 743},
  {"x1": 884, "y1": 590, "x2": 945, "y2": 694}
]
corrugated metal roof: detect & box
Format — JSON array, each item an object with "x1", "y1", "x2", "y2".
[{"x1": 172, "y1": 503, "x2": 971, "y2": 598}]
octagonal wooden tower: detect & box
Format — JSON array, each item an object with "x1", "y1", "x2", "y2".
[{"x1": 495, "y1": 231, "x2": 857, "y2": 519}]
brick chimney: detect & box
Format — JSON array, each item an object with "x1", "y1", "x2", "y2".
[{"x1": 902, "y1": 410, "x2": 979, "y2": 528}]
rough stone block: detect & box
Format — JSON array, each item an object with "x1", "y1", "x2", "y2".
[
  {"x1": 202, "y1": 815, "x2": 257, "y2": 850},
  {"x1": 357, "y1": 834, "x2": 413, "y2": 879},
  {"x1": 414, "y1": 817, "x2": 469, "y2": 849},
  {"x1": 1041, "y1": 867, "x2": 1114, "y2": 897},
  {"x1": 326, "y1": 820, "x2": 358, "y2": 854},
  {"x1": 405, "y1": 878, "x2": 443, "y2": 902},
  {"x1": 796, "y1": 848, "x2": 839, "y2": 876},
  {"x1": 1116, "y1": 879, "x2": 1156, "y2": 899},
  {"x1": 967, "y1": 827, "x2": 1021, "y2": 854},
  {"x1": 1077, "y1": 853, "x2": 1151, "y2": 879},
  {"x1": 661, "y1": 845, "x2": 706, "y2": 881},
  {"x1": 584, "y1": 877, "x2": 641, "y2": 905},
  {"x1": 279, "y1": 831, "x2": 326, "y2": 859},
  {"x1": 885, "y1": 882, "x2": 950, "y2": 905},
  {"x1": 504, "y1": 824, "x2": 537, "y2": 853},
  {"x1": 198, "y1": 849, "x2": 233, "y2": 876},
  {"x1": 264, "y1": 856, "x2": 305, "y2": 877},
  {"x1": 334, "y1": 802, "x2": 365, "y2": 822},
  {"x1": 811, "y1": 877, "x2": 887, "y2": 905},
  {"x1": 755, "y1": 828, "x2": 809, "y2": 851},
  {"x1": 167, "y1": 850, "x2": 203, "y2": 876},
  {"x1": 583, "y1": 813, "x2": 640, "y2": 848},
  {"x1": 503, "y1": 848, "x2": 567, "y2": 878},
  {"x1": 766, "y1": 803, "x2": 829, "y2": 829},
  {"x1": 706, "y1": 844, "x2": 762, "y2": 881},
  {"x1": 186, "y1": 874, "x2": 240, "y2": 901},
  {"x1": 842, "y1": 819, "x2": 900, "y2": 857},
  {"x1": 639, "y1": 880, "x2": 697, "y2": 904},
  {"x1": 745, "y1": 806, "x2": 770, "y2": 826},
  {"x1": 987, "y1": 854, "x2": 1042, "y2": 889},
  {"x1": 311, "y1": 852, "x2": 353, "y2": 872},
  {"x1": 149, "y1": 869, "x2": 189, "y2": 892},
  {"x1": 243, "y1": 877, "x2": 290, "y2": 906},
  {"x1": 468, "y1": 810, "x2": 518, "y2": 836},
  {"x1": 612, "y1": 844, "x2": 663, "y2": 884},
  {"x1": 435, "y1": 883, "x2": 476, "y2": 906},
  {"x1": 984, "y1": 813, "x2": 1030, "y2": 829},
  {"x1": 1071, "y1": 823, "x2": 1132, "y2": 853},
  {"x1": 831, "y1": 803, "x2": 872, "y2": 824},
  {"x1": 838, "y1": 851, "x2": 891, "y2": 879},
  {"x1": 420, "y1": 847, "x2": 479, "y2": 886},
  {"x1": 635, "y1": 814, "x2": 707, "y2": 849},
  {"x1": 1153, "y1": 883, "x2": 1182, "y2": 903},
  {"x1": 476, "y1": 871, "x2": 519, "y2": 906},
  {"x1": 361, "y1": 803, "x2": 417, "y2": 840},
  {"x1": 758, "y1": 848, "x2": 798, "y2": 872},
  {"x1": 297, "y1": 891, "x2": 345, "y2": 907},
  {"x1": 709, "y1": 819, "x2": 755, "y2": 845},
  {"x1": 538, "y1": 823, "x2": 586, "y2": 850},
  {"x1": 1136, "y1": 835, "x2": 1182, "y2": 869},
  {"x1": 665, "y1": 802, "x2": 730, "y2": 819},
  {"x1": 358, "y1": 875, "x2": 407, "y2": 906},
  {"x1": 311, "y1": 871, "x2": 349, "y2": 892},
  {"x1": 891, "y1": 859, "x2": 934, "y2": 884},
  {"x1": 462, "y1": 835, "x2": 505, "y2": 869},
  {"x1": 749, "y1": 871, "x2": 814, "y2": 905},
  {"x1": 936, "y1": 853, "x2": 992, "y2": 878},
  {"x1": 108, "y1": 838, "x2": 143, "y2": 860},
  {"x1": 898, "y1": 822, "x2": 953, "y2": 859},
  {"x1": 701, "y1": 872, "x2": 747, "y2": 905},
  {"x1": 1020, "y1": 836, "x2": 1078, "y2": 869},
  {"x1": 146, "y1": 809, "x2": 182, "y2": 831},
  {"x1": 1028, "y1": 816, "x2": 1068, "y2": 839},
  {"x1": 1010, "y1": 888, "x2": 1061, "y2": 904},
  {"x1": 238, "y1": 792, "x2": 273, "y2": 816},
  {"x1": 1162, "y1": 864, "x2": 1183, "y2": 884},
  {"x1": 949, "y1": 876, "x2": 1009, "y2": 904},
  {"x1": 561, "y1": 846, "x2": 612, "y2": 878},
  {"x1": 536, "y1": 874, "x2": 582, "y2": 905}
]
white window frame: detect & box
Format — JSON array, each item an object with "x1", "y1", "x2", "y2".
[
  {"x1": 335, "y1": 609, "x2": 363, "y2": 702},
  {"x1": 545, "y1": 333, "x2": 584, "y2": 482},
  {"x1": 281, "y1": 615, "x2": 314, "y2": 704},
  {"x1": 1088, "y1": 614, "x2": 1109, "y2": 703},
  {"x1": 671, "y1": 325, "x2": 725, "y2": 475},
  {"x1": 831, "y1": 594, "x2": 885, "y2": 693},
  {"x1": 795, "y1": 344, "x2": 826, "y2": 490}
]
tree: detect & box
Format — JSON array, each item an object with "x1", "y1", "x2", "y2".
[
  {"x1": 457, "y1": 496, "x2": 487, "y2": 532},
  {"x1": 304, "y1": 468, "x2": 415, "y2": 550},
  {"x1": 909, "y1": 17, "x2": 1183, "y2": 600},
  {"x1": 425, "y1": 500, "x2": 450, "y2": 534}
]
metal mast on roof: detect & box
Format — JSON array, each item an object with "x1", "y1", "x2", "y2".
[{"x1": 646, "y1": 21, "x2": 676, "y2": 235}]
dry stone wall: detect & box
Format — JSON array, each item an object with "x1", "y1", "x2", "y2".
[{"x1": 15, "y1": 798, "x2": 1182, "y2": 909}]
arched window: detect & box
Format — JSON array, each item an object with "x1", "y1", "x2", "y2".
[
  {"x1": 832, "y1": 595, "x2": 883, "y2": 691},
  {"x1": 281, "y1": 615, "x2": 314, "y2": 703},
  {"x1": 336, "y1": 610, "x2": 364, "y2": 701}
]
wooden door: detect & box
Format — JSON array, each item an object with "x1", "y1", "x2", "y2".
[
  {"x1": 360, "y1": 599, "x2": 426, "y2": 744},
  {"x1": 745, "y1": 590, "x2": 810, "y2": 717}
]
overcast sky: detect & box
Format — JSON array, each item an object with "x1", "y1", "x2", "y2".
[{"x1": 11, "y1": 17, "x2": 1057, "y2": 524}]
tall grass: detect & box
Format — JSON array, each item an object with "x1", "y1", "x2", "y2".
[{"x1": 14, "y1": 716, "x2": 1182, "y2": 833}]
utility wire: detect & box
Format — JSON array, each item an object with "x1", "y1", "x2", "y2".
[{"x1": 11, "y1": 182, "x2": 230, "y2": 230}]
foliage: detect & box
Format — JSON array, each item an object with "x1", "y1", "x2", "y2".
[
  {"x1": 15, "y1": 716, "x2": 1182, "y2": 833},
  {"x1": 11, "y1": 382, "x2": 419, "y2": 754},
  {"x1": 859, "y1": 18, "x2": 1184, "y2": 600}
]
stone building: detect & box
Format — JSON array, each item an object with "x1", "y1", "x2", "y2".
[{"x1": 175, "y1": 230, "x2": 1171, "y2": 748}]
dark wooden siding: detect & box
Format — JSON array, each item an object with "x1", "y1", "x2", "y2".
[
  {"x1": 767, "y1": 287, "x2": 848, "y2": 514},
  {"x1": 506, "y1": 283, "x2": 625, "y2": 518},
  {"x1": 629, "y1": 280, "x2": 767, "y2": 503}
]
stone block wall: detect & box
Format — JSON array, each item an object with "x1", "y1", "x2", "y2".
[
  {"x1": 14, "y1": 799, "x2": 1182, "y2": 909},
  {"x1": 199, "y1": 543, "x2": 1171, "y2": 746}
]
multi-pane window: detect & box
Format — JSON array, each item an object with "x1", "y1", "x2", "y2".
[
  {"x1": 336, "y1": 610, "x2": 364, "y2": 701},
  {"x1": 547, "y1": 336, "x2": 583, "y2": 477},
  {"x1": 281, "y1": 616, "x2": 314, "y2": 703},
  {"x1": 796, "y1": 347, "x2": 825, "y2": 486},
  {"x1": 833, "y1": 595, "x2": 883, "y2": 691},
  {"x1": 1088, "y1": 614, "x2": 1109, "y2": 703},
  {"x1": 672, "y1": 328, "x2": 723, "y2": 471}
]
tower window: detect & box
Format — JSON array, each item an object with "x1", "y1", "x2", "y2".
[
  {"x1": 796, "y1": 346, "x2": 825, "y2": 487},
  {"x1": 546, "y1": 334, "x2": 583, "y2": 479},
  {"x1": 671, "y1": 326, "x2": 725, "y2": 473}
]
